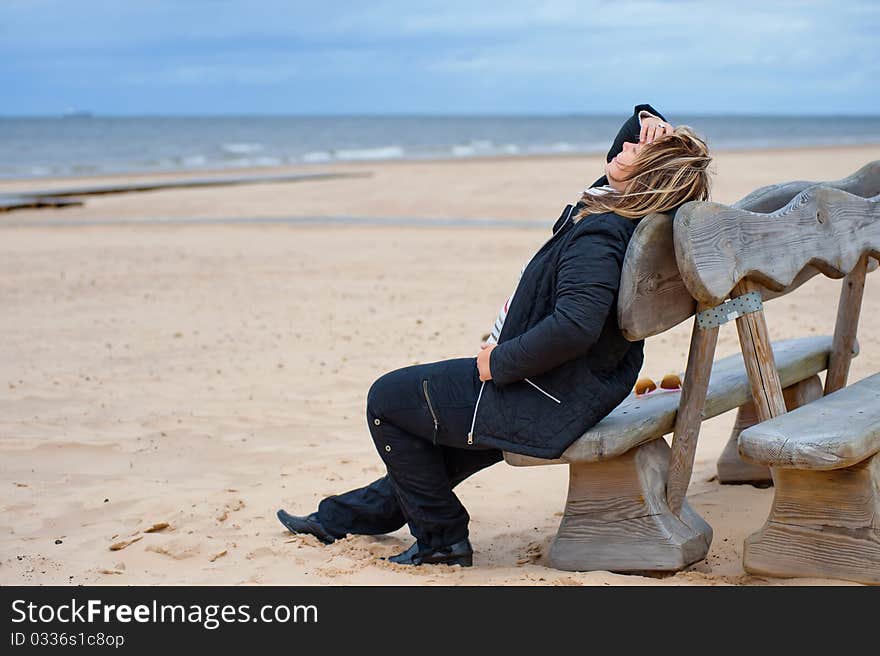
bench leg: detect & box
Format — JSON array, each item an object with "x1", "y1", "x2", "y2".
[
  {"x1": 717, "y1": 375, "x2": 823, "y2": 486},
  {"x1": 549, "y1": 438, "x2": 712, "y2": 572},
  {"x1": 743, "y1": 453, "x2": 880, "y2": 584},
  {"x1": 716, "y1": 400, "x2": 772, "y2": 485}
]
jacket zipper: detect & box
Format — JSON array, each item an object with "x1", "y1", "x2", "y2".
[
  {"x1": 553, "y1": 204, "x2": 575, "y2": 235},
  {"x1": 467, "y1": 204, "x2": 573, "y2": 446},
  {"x1": 524, "y1": 378, "x2": 562, "y2": 404},
  {"x1": 422, "y1": 380, "x2": 440, "y2": 445},
  {"x1": 467, "y1": 380, "x2": 486, "y2": 445}
]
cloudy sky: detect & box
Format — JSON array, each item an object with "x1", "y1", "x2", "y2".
[{"x1": 1, "y1": 0, "x2": 877, "y2": 116}]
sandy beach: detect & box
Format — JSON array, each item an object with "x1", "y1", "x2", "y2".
[{"x1": 2, "y1": 143, "x2": 879, "y2": 586}]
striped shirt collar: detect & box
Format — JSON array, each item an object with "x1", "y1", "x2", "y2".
[{"x1": 584, "y1": 184, "x2": 615, "y2": 196}]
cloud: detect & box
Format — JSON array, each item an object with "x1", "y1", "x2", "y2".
[{"x1": 0, "y1": 0, "x2": 876, "y2": 114}]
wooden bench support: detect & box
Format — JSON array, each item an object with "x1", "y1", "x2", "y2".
[
  {"x1": 671, "y1": 168, "x2": 880, "y2": 581},
  {"x1": 717, "y1": 401, "x2": 772, "y2": 485},
  {"x1": 739, "y1": 372, "x2": 880, "y2": 583},
  {"x1": 666, "y1": 306, "x2": 718, "y2": 516},
  {"x1": 550, "y1": 438, "x2": 712, "y2": 572},
  {"x1": 825, "y1": 253, "x2": 869, "y2": 394},
  {"x1": 731, "y1": 279, "x2": 788, "y2": 421},
  {"x1": 717, "y1": 375, "x2": 823, "y2": 485},
  {"x1": 743, "y1": 454, "x2": 880, "y2": 584}
]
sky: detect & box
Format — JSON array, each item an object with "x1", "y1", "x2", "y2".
[{"x1": 1, "y1": 0, "x2": 877, "y2": 116}]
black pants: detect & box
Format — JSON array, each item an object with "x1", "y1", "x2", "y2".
[{"x1": 316, "y1": 357, "x2": 503, "y2": 548}]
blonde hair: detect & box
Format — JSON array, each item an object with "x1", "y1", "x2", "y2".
[{"x1": 575, "y1": 125, "x2": 712, "y2": 221}]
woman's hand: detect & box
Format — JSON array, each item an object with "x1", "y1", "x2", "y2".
[
  {"x1": 639, "y1": 115, "x2": 674, "y2": 144},
  {"x1": 477, "y1": 343, "x2": 496, "y2": 381}
]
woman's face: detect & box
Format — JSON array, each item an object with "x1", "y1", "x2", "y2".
[{"x1": 605, "y1": 140, "x2": 644, "y2": 192}]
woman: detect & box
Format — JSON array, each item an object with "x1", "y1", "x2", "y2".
[{"x1": 277, "y1": 104, "x2": 713, "y2": 567}]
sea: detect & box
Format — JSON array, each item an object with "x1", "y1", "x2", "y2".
[{"x1": 1, "y1": 114, "x2": 879, "y2": 179}]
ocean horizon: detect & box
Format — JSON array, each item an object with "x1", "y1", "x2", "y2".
[{"x1": 2, "y1": 113, "x2": 879, "y2": 179}]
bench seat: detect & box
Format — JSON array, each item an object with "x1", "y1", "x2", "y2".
[
  {"x1": 505, "y1": 335, "x2": 848, "y2": 466},
  {"x1": 740, "y1": 372, "x2": 880, "y2": 583},
  {"x1": 739, "y1": 372, "x2": 880, "y2": 470}
]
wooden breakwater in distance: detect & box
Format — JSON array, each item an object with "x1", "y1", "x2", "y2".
[
  {"x1": 0, "y1": 195, "x2": 84, "y2": 211},
  {"x1": 0, "y1": 171, "x2": 373, "y2": 213}
]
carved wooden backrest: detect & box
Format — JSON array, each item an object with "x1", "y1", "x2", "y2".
[
  {"x1": 673, "y1": 186, "x2": 880, "y2": 305},
  {"x1": 660, "y1": 160, "x2": 880, "y2": 517},
  {"x1": 617, "y1": 160, "x2": 880, "y2": 340}
]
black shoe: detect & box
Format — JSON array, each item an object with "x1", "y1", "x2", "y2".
[
  {"x1": 276, "y1": 509, "x2": 339, "y2": 544},
  {"x1": 383, "y1": 538, "x2": 473, "y2": 567}
]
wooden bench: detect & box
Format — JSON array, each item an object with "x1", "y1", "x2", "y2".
[
  {"x1": 737, "y1": 373, "x2": 880, "y2": 583},
  {"x1": 673, "y1": 162, "x2": 880, "y2": 583},
  {"x1": 503, "y1": 160, "x2": 880, "y2": 574}
]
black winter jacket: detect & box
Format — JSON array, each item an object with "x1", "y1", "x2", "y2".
[{"x1": 469, "y1": 103, "x2": 666, "y2": 459}]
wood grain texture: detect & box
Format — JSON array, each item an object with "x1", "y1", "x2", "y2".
[
  {"x1": 549, "y1": 438, "x2": 712, "y2": 572},
  {"x1": 617, "y1": 160, "x2": 880, "y2": 341},
  {"x1": 739, "y1": 371, "x2": 880, "y2": 470},
  {"x1": 735, "y1": 160, "x2": 880, "y2": 212},
  {"x1": 825, "y1": 253, "x2": 869, "y2": 394},
  {"x1": 666, "y1": 309, "x2": 718, "y2": 515},
  {"x1": 717, "y1": 375, "x2": 823, "y2": 485},
  {"x1": 742, "y1": 454, "x2": 880, "y2": 584},
  {"x1": 674, "y1": 186, "x2": 880, "y2": 305},
  {"x1": 503, "y1": 334, "x2": 846, "y2": 467},
  {"x1": 732, "y1": 280, "x2": 788, "y2": 422},
  {"x1": 617, "y1": 213, "x2": 696, "y2": 340},
  {"x1": 716, "y1": 400, "x2": 770, "y2": 485}
]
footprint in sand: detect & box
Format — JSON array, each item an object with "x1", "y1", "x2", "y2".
[
  {"x1": 551, "y1": 576, "x2": 584, "y2": 586},
  {"x1": 217, "y1": 499, "x2": 246, "y2": 522},
  {"x1": 245, "y1": 546, "x2": 281, "y2": 560},
  {"x1": 515, "y1": 540, "x2": 544, "y2": 565},
  {"x1": 145, "y1": 538, "x2": 201, "y2": 560}
]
